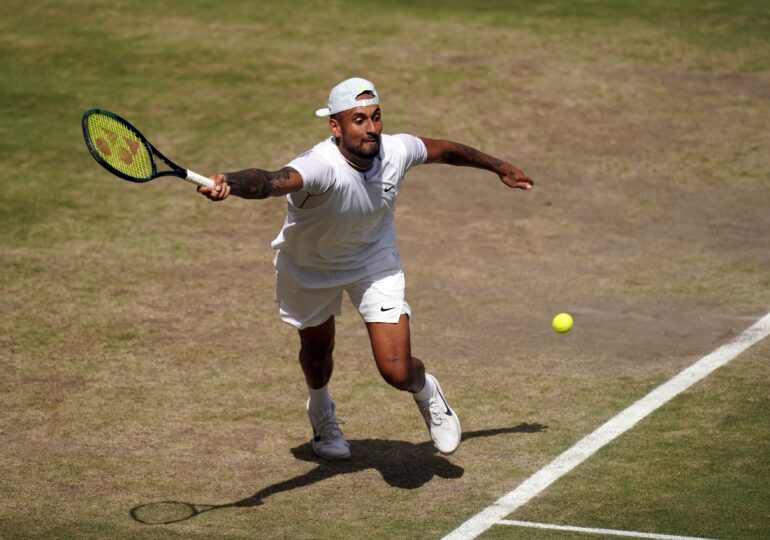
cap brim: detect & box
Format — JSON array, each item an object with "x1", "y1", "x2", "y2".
[{"x1": 315, "y1": 108, "x2": 331, "y2": 117}]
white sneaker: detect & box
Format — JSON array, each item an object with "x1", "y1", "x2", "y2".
[
  {"x1": 415, "y1": 374, "x2": 461, "y2": 455},
  {"x1": 306, "y1": 400, "x2": 350, "y2": 460}
]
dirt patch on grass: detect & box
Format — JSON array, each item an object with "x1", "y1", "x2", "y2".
[{"x1": 2, "y1": 3, "x2": 770, "y2": 538}]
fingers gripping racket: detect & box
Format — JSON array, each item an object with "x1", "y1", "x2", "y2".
[{"x1": 82, "y1": 109, "x2": 214, "y2": 189}]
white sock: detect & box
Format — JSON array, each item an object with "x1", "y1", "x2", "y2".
[
  {"x1": 308, "y1": 384, "x2": 333, "y2": 417},
  {"x1": 413, "y1": 374, "x2": 435, "y2": 403}
]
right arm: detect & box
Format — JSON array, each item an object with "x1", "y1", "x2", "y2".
[{"x1": 197, "y1": 166, "x2": 303, "y2": 201}]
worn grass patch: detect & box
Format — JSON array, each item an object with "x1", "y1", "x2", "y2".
[{"x1": 2, "y1": 0, "x2": 769, "y2": 538}]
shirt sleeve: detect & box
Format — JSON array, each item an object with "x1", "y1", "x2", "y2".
[
  {"x1": 286, "y1": 150, "x2": 336, "y2": 195},
  {"x1": 393, "y1": 134, "x2": 428, "y2": 171}
]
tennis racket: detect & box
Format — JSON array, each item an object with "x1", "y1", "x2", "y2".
[{"x1": 82, "y1": 109, "x2": 215, "y2": 189}]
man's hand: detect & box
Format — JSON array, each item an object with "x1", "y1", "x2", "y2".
[
  {"x1": 498, "y1": 163, "x2": 534, "y2": 191},
  {"x1": 197, "y1": 173, "x2": 231, "y2": 201}
]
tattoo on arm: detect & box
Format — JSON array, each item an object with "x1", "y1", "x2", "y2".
[
  {"x1": 444, "y1": 142, "x2": 504, "y2": 171},
  {"x1": 224, "y1": 167, "x2": 293, "y2": 199}
]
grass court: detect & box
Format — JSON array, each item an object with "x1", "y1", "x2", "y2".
[{"x1": 2, "y1": 1, "x2": 769, "y2": 538}]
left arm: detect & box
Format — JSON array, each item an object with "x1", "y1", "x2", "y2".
[{"x1": 419, "y1": 137, "x2": 533, "y2": 190}]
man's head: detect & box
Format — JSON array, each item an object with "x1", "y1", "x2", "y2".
[{"x1": 316, "y1": 77, "x2": 383, "y2": 162}]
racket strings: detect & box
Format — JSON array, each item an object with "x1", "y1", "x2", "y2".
[{"x1": 85, "y1": 113, "x2": 154, "y2": 180}]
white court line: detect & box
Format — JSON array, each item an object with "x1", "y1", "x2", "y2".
[
  {"x1": 444, "y1": 312, "x2": 770, "y2": 540},
  {"x1": 498, "y1": 520, "x2": 717, "y2": 540}
]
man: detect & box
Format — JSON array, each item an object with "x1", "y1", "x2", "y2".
[{"x1": 199, "y1": 77, "x2": 533, "y2": 460}]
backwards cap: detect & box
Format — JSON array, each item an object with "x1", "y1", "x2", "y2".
[{"x1": 315, "y1": 77, "x2": 379, "y2": 117}]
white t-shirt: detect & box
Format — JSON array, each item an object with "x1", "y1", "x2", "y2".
[{"x1": 271, "y1": 133, "x2": 427, "y2": 286}]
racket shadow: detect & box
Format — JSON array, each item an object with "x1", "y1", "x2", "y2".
[{"x1": 129, "y1": 422, "x2": 547, "y2": 525}]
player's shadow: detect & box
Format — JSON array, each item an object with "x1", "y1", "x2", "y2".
[{"x1": 129, "y1": 423, "x2": 547, "y2": 524}]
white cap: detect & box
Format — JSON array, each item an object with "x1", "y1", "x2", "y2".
[{"x1": 315, "y1": 77, "x2": 379, "y2": 117}]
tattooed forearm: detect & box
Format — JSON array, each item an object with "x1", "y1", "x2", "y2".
[
  {"x1": 444, "y1": 142, "x2": 504, "y2": 171},
  {"x1": 225, "y1": 167, "x2": 292, "y2": 199}
]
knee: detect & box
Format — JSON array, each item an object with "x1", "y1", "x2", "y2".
[{"x1": 379, "y1": 356, "x2": 415, "y2": 391}]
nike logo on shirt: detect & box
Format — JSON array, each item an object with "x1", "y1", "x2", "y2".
[{"x1": 384, "y1": 184, "x2": 396, "y2": 192}]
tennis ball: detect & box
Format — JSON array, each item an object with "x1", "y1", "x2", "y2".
[{"x1": 552, "y1": 312, "x2": 573, "y2": 334}]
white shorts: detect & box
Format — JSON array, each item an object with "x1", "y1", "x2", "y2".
[{"x1": 274, "y1": 253, "x2": 412, "y2": 330}]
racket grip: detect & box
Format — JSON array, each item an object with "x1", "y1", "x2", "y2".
[{"x1": 184, "y1": 169, "x2": 215, "y2": 189}]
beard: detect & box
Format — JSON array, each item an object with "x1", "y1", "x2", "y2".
[{"x1": 344, "y1": 135, "x2": 381, "y2": 160}]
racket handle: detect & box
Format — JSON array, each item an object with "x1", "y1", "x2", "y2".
[{"x1": 184, "y1": 169, "x2": 215, "y2": 189}]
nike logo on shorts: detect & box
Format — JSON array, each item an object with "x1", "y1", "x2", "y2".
[{"x1": 380, "y1": 306, "x2": 396, "y2": 312}]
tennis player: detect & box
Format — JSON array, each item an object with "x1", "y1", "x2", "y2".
[{"x1": 199, "y1": 77, "x2": 533, "y2": 459}]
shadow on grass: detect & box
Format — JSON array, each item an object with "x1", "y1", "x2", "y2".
[{"x1": 129, "y1": 423, "x2": 547, "y2": 524}]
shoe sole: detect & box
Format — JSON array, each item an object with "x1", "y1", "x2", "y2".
[{"x1": 311, "y1": 441, "x2": 351, "y2": 460}]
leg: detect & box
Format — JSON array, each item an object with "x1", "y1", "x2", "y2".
[
  {"x1": 297, "y1": 316, "x2": 350, "y2": 460},
  {"x1": 365, "y1": 314, "x2": 425, "y2": 393},
  {"x1": 350, "y1": 263, "x2": 460, "y2": 454},
  {"x1": 366, "y1": 314, "x2": 461, "y2": 455},
  {"x1": 298, "y1": 316, "x2": 335, "y2": 389}
]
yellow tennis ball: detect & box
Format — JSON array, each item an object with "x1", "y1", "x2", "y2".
[{"x1": 552, "y1": 312, "x2": 573, "y2": 334}]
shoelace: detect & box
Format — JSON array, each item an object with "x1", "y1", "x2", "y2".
[
  {"x1": 316, "y1": 417, "x2": 345, "y2": 440},
  {"x1": 419, "y1": 397, "x2": 444, "y2": 427}
]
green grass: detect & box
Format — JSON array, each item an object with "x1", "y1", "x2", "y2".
[
  {"x1": 2, "y1": 0, "x2": 770, "y2": 538},
  {"x1": 374, "y1": 0, "x2": 770, "y2": 51},
  {"x1": 507, "y1": 340, "x2": 770, "y2": 540}
]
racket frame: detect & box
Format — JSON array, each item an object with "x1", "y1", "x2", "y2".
[{"x1": 82, "y1": 109, "x2": 214, "y2": 188}]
